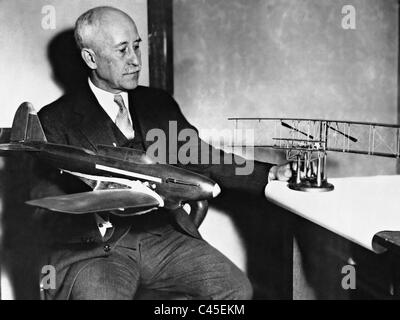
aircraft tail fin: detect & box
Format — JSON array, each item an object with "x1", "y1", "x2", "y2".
[{"x1": 10, "y1": 102, "x2": 47, "y2": 143}]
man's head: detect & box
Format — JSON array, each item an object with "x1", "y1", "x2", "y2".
[{"x1": 74, "y1": 6, "x2": 141, "y2": 93}]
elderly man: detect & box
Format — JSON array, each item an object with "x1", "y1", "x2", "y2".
[{"x1": 36, "y1": 6, "x2": 291, "y2": 300}]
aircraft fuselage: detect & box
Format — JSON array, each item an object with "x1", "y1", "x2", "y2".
[{"x1": 26, "y1": 142, "x2": 220, "y2": 208}]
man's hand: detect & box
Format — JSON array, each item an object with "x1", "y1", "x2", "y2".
[{"x1": 268, "y1": 163, "x2": 293, "y2": 182}]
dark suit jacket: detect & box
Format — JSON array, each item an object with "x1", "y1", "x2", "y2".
[{"x1": 34, "y1": 83, "x2": 272, "y2": 299}]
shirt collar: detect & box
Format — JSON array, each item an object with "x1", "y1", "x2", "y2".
[{"x1": 88, "y1": 78, "x2": 129, "y2": 123}]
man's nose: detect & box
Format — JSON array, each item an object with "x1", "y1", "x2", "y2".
[{"x1": 127, "y1": 48, "x2": 140, "y2": 67}]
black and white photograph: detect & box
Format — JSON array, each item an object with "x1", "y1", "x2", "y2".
[{"x1": 0, "y1": 0, "x2": 399, "y2": 307}]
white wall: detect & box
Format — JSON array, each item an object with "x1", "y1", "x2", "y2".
[
  {"x1": 0, "y1": 0, "x2": 149, "y2": 300},
  {"x1": 173, "y1": 0, "x2": 399, "y2": 296},
  {"x1": 0, "y1": 0, "x2": 149, "y2": 127},
  {"x1": 173, "y1": 0, "x2": 399, "y2": 178}
]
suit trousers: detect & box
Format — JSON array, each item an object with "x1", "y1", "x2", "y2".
[{"x1": 69, "y1": 218, "x2": 253, "y2": 300}]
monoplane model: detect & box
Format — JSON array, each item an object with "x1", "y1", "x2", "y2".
[{"x1": 0, "y1": 102, "x2": 221, "y2": 216}]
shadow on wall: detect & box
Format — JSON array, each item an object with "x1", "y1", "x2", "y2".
[
  {"x1": 1, "y1": 29, "x2": 89, "y2": 299},
  {"x1": 47, "y1": 29, "x2": 89, "y2": 94},
  {"x1": 1, "y1": 128, "x2": 43, "y2": 299},
  {"x1": 210, "y1": 190, "x2": 293, "y2": 299},
  {"x1": 293, "y1": 216, "x2": 352, "y2": 300},
  {"x1": 1, "y1": 154, "x2": 43, "y2": 300},
  {"x1": 293, "y1": 215, "x2": 396, "y2": 300}
]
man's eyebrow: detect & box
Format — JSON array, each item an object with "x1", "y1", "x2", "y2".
[{"x1": 114, "y1": 38, "x2": 142, "y2": 47}]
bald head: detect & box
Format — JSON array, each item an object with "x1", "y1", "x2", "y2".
[
  {"x1": 74, "y1": 6, "x2": 142, "y2": 93},
  {"x1": 74, "y1": 6, "x2": 136, "y2": 50}
]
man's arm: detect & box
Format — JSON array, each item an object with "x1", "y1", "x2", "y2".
[
  {"x1": 30, "y1": 107, "x2": 95, "y2": 244},
  {"x1": 155, "y1": 90, "x2": 291, "y2": 197}
]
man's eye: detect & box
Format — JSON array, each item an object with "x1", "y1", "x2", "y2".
[
  {"x1": 119, "y1": 47, "x2": 127, "y2": 54},
  {"x1": 134, "y1": 45, "x2": 140, "y2": 51}
]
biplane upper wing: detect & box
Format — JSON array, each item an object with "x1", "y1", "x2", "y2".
[
  {"x1": 229, "y1": 117, "x2": 400, "y2": 158},
  {"x1": 229, "y1": 117, "x2": 400, "y2": 192}
]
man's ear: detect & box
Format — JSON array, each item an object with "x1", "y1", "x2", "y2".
[{"x1": 81, "y1": 48, "x2": 97, "y2": 70}]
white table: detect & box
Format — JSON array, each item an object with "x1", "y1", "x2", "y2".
[{"x1": 265, "y1": 175, "x2": 400, "y2": 253}]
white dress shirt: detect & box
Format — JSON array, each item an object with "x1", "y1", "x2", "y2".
[
  {"x1": 88, "y1": 78, "x2": 134, "y2": 237},
  {"x1": 88, "y1": 78, "x2": 133, "y2": 125},
  {"x1": 94, "y1": 213, "x2": 113, "y2": 238}
]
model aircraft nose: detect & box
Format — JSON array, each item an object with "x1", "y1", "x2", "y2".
[
  {"x1": 200, "y1": 180, "x2": 221, "y2": 199},
  {"x1": 212, "y1": 183, "x2": 221, "y2": 198}
]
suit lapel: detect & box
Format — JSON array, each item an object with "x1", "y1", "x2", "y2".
[
  {"x1": 71, "y1": 85, "x2": 126, "y2": 149},
  {"x1": 128, "y1": 89, "x2": 147, "y2": 148}
]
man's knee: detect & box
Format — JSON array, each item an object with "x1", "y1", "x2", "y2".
[
  {"x1": 70, "y1": 259, "x2": 138, "y2": 300},
  {"x1": 212, "y1": 266, "x2": 253, "y2": 300},
  {"x1": 228, "y1": 273, "x2": 253, "y2": 300}
]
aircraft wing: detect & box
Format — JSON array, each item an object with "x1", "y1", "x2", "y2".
[
  {"x1": 0, "y1": 143, "x2": 39, "y2": 152},
  {"x1": 229, "y1": 117, "x2": 400, "y2": 158},
  {"x1": 26, "y1": 189, "x2": 162, "y2": 216}
]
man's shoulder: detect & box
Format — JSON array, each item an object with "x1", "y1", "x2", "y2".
[
  {"x1": 131, "y1": 85, "x2": 179, "y2": 117},
  {"x1": 38, "y1": 85, "x2": 176, "y2": 122},
  {"x1": 39, "y1": 95, "x2": 68, "y2": 115},
  {"x1": 38, "y1": 92, "x2": 79, "y2": 125},
  {"x1": 131, "y1": 85, "x2": 173, "y2": 101}
]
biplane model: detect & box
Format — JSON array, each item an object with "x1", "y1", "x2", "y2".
[
  {"x1": 0, "y1": 102, "x2": 221, "y2": 216},
  {"x1": 229, "y1": 117, "x2": 400, "y2": 192}
]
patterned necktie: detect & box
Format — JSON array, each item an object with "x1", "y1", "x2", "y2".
[{"x1": 114, "y1": 94, "x2": 135, "y2": 140}]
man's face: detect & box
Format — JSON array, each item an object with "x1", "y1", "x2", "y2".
[{"x1": 90, "y1": 14, "x2": 142, "y2": 93}]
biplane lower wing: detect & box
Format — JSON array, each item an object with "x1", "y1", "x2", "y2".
[
  {"x1": 229, "y1": 117, "x2": 400, "y2": 158},
  {"x1": 229, "y1": 117, "x2": 400, "y2": 192}
]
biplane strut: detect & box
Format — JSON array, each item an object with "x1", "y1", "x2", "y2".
[{"x1": 229, "y1": 117, "x2": 400, "y2": 192}]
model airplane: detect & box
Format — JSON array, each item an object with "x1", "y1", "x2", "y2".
[
  {"x1": 229, "y1": 117, "x2": 400, "y2": 192},
  {"x1": 0, "y1": 102, "x2": 221, "y2": 216}
]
